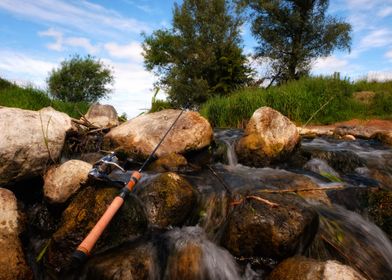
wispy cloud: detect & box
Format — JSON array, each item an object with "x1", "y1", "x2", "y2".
[
  {"x1": 386, "y1": 49, "x2": 392, "y2": 61},
  {"x1": 0, "y1": 0, "x2": 150, "y2": 36},
  {"x1": 0, "y1": 50, "x2": 57, "y2": 87},
  {"x1": 104, "y1": 42, "x2": 143, "y2": 62},
  {"x1": 38, "y1": 28, "x2": 99, "y2": 53},
  {"x1": 359, "y1": 28, "x2": 392, "y2": 49}
]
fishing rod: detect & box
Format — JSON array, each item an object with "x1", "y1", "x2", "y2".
[{"x1": 69, "y1": 108, "x2": 186, "y2": 267}]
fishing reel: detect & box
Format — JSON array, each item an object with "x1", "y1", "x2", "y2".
[{"x1": 88, "y1": 152, "x2": 128, "y2": 187}]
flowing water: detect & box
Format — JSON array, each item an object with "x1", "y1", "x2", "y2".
[{"x1": 24, "y1": 129, "x2": 392, "y2": 279}]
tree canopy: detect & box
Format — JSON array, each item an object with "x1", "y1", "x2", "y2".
[
  {"x1": 47, "y1": 55, "x2": 114, "y2": 103},
  {"x1": 240, "y1": 0, "x2": 351, "y2": 84},
  {"x1": 143, "y1": 0, "x2": 252, "y2": 107}
]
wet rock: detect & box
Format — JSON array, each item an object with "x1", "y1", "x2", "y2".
[
  {"x1": 0, "y1": 188, "x2": 31, "y2": 280},
  {"x1": 162, "y1": 227, "x2": 241, "y2": 280},
  {"x1": 104, "y1": 109, "x2": 213, "y2": 158},
  {"x1": 81, "y1": 240, "x2": 159, "y2": 280},
  {"x1": 136, "y1": 172, "x2": 197, "y2": 228},
  {"x1": 374, "y1": 131, "x2": 392, "y2": 146},
  {"x1": 44, "y1": 160, "x2": 92, "y2": 204},
  {"x1": 367, "y1": 189, "x2": 392, "y2": 240},
  {"x1": 221, "y1": 193, "x2": 319, "y2": 260},
  {"x1": 334, "y1": 119, "x2": 392, "y2": 140},
  {"x1": 45, "y1": 186, "x2": 148, "y2": 273},
  {"x1": 0, "y1": 107, "x2": 72, "y2": 186},
  {"x1": 308, "y1": 205, "x2": 392, "y2": 280},
  {"x1": 306, "y1": 150, "x2": 364, "y2": 174},
  {"x1": 266, "y1": 256, "x2": 365, "y2": 280},
  {"x1": 148, "y1": 153, "x2": 188, "y2": 172},
  {"x1": 236, "y1": 107, "x2": 300, "y2": 166},
  {"x1": 84, "y1": 103, "x2": 119, "y2": 128},
  {"x1": 304, "y1": 158, "x2": 341, "y2": 182},
  {"x1": 342, "y1": 134, "x2": 356, "y2": 141}
]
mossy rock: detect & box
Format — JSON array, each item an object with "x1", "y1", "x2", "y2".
[
  {"x1": 45, "y1": 186, "x2": 148, "y2": 273},
  {"x1": 136, "y1": 172, "x2": 198, "y2": 228},
  {"x1": 367, "y1": 189, "x2": 392, "y2": 240},
  {"x1": 147, "y1": 153, "x2": 188, "y2": 172},
  {"x1": 221, "y1": 193, "x2": 319, "y2": 260}
]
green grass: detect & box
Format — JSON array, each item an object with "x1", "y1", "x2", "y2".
[
  {"x1": 200, "y1": 76, "x2": 392, "y2": 127},
  {"x1": 0, "y1": 77, "x2": 89, "y2": 118}
]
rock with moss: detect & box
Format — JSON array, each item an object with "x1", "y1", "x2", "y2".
[
  {"x1": 0, "y1": 188, "x2": 32, "y2": 280},
  {"x1": 81, "y1": 240, "x2": 159, "y2": 280},
  {"x1": 43, "y1": 160, "x2": 92, "y2": 204},
  {"x1": 45, "y1": 186, "x2": 148, "y2": 273},
  {"x1": 148, "y1": 153, "x2": 188, "y2": 172},
  {"x1": 0, "y1": 106, "x2": 72, "y2": 186},
  {"x1": 221, "y1": 193, "x2": 318, "y2": 260},
  {"x1": 266, "y1": 256, "x2": 365, "y2": 280},
  {"x1": 236, "y1": 107, "x2": 300, "y2": 167},
  {"x1": 135, "y1": 172, "x2": 198, "y2": 228},
  {"x1": 367, "y1": 189, "x2": 392, "y2": 240},
  {"x1": 103, "y1": 109, "x2": 213, "y2": 158}
]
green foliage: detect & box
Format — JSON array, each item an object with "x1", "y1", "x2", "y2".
[
  {"x1": 47, "y1": 54, "x2": 114, "y2": 102},
  {"x1": 240, "y1": 0, "x2": 351, "y2": 83},
  {"x1": 200, "y1": 75, "x2": 392, "y2": 127},
  {"x1": 143, "y1": 0, "x2": 252, "y2": 107},
  {"x1": 0, "y1": 77, "x2": 89, "y2": 118}
]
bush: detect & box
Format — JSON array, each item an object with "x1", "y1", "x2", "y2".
[
  {"x1": 47, "y1": 54, "x2": 114, "y2": 102},
  {"x1": 200, "y1": 76, "x2": 392, "y2": 127}
]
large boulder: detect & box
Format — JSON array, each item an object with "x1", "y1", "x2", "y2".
[
  {"x1": 221, "y1": 193, "x2": 319, "y2": 260},
  {"x1": 266, "y1": 256, "x2": 365, "y2": 280},
  {"x1": 0, "y1": 107, "x2": 72, "y2": 186},
  {"x1": 84, "y1": 103, "x2": 119, "y2": 128},
  {"x1": 135, "y1": 172, "x2": 198, "y2": 228},
  {"x1": 0, "y1": 188, "x2": 31, "y2": 280},
  {"x1": 43, "y1": 160, "x2": 92, "y2": 204},
  {"x1": 236, "y1": 107, "x2": 300, "y2": 166},
  {"x1": 104, "y1": 109, "x2": 213, "y2": 158},
  {"x1": 45, "y1": 186, "x2": 148, "y2": 273}
]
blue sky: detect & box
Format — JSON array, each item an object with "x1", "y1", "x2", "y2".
[{"x1": 0, "y1": 0, "x2": 391, "y2": 118}]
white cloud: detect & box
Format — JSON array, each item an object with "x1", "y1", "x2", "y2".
[
  {"x1": 0, "y1": 50, "x2": 57, "y2": 87},
  {"x1": 104, "y1": 42, "x2": 143, "y2": 62},
  {"x1": 38, "y1": 28, "x2": 99, "y2": 53},
  {"x1": 378, "y1": 6, "x2": 392, "y2": 17},
  {"x1": 386, "y1": 49, "x2": 392, "y2": 61},
  {"x1": 360, "y1": 29, "x2": 392, "y2": 49},
  {"x1": 312, "y1": 56, "x2": 349, "y2": 73},
  {"x1": 0, "y1": 0, "x2": 150, "y2": 37},
  {"x1": 367, "y1": 71, "x2": 392, "y2": 82},
  {"x1": 102, "y1": 59, "x2": 157, "y2": 118}
]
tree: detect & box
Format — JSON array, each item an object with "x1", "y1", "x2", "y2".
[
  {"x1": 47, "y1": 55, "x2": 114, "y2": 102},
  {"x1": 142, "y1": 0, "x2": 252, "y2": 107},
  {"x1": 240, "y1": 0, "x2": 351, "y2": 84}
]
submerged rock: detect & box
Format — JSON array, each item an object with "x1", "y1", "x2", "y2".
[
  {"x1": 81, "y1": 240, "x2": 159, "y2": 280},
  {"x1": 84, "y1": 103, "x2": 119, "y2": 128},
  {"x1": 0, "y1": 188, "x2": 31, "y2": 280},
  {"x1": 135, "y1": 172, "x2": 197, "y2": 228},
  {"x1": 43, "y1": 160, "x2": 92, "y2": 204},
  {"x1": 0, "y1": 107, "x2": 72, "y2": 186},
  {"x1": 221, "y1": 193, "x2": 318, "y2": 260},
  {"x1": 104, "y1": 109, "x2": 213, "y2": 158},
  {"x1": 236, "y1": 107, "x2": 300, "y2": 166},
  {"x1": 45, "y1": 186, "x2": 148, "y2": 273},
  {"x1": 266, "y1": 256, "x2": 365, "y2": 280}
]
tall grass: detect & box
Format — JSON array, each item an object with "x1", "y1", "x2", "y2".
[
  {"x1": 0, "y1": 78, "x2": 89, "y2": 118},
  {"x1": 200, "y1": 76, "x2": 392, "y2": 127}
]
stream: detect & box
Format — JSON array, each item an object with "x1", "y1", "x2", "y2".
[{"x1": 19, "y1": 129, "x2": 392, "y2": 279}]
